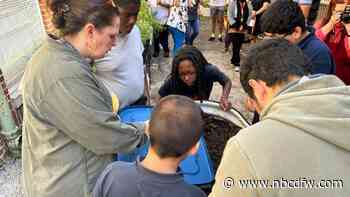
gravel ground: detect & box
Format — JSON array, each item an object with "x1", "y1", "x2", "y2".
[
  {"x1": 0, "y1": 17, "x2": 252, "y2": 197},
  {"x1": 0, "y1": 158, "x2": 23, "y2": 197}
]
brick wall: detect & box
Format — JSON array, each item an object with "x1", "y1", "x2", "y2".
[{"x1": 38, "y1": 0, "x2": 56, "y2": 35}]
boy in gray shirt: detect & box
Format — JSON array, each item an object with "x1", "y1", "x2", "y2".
[{"x1": 93, "y1": 95, "x2": 207, "y2": 197}]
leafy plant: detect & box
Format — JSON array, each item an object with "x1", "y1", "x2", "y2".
[
  {"x1": 202, "y1": 0, "x2": 210, "y2": 7},
  {"x1": 137, "y1": 0, "x2": 162, "y2": 43}
]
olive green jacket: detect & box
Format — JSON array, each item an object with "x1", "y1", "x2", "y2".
[
  {"x1": 21, "y1": 36, "x2": 147, "y2": 197},
  {"x1": 210, "y1": 75, "x2": 350, "y2": 197}
]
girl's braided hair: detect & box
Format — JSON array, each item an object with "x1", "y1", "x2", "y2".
[{"x1": 169, "y1": 46, "x2": 210, "y2": 100}]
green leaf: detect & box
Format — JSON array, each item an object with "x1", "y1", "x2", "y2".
[{"x1": 136, "y1": 0, "x2": 163, "y2": 43}]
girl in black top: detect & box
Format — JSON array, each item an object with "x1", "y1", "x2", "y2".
[{"x1": 159, "y1": 46, "x2": 233, "y2": 111}]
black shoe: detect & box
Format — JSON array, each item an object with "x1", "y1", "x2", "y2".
[{"x1": 208, "y1": 36, "x2": 215, "y2": 41}]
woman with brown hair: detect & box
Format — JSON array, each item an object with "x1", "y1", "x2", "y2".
[
  {"x1": 314, "y1": 0, "x2": 350, "y2": 84},
  {"x1": 21, "y1": 1, "x2": 148, "y2": 197}
]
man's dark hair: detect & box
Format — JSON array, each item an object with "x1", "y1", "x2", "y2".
[
  {"x1": 168, "y1": 46, "x2": 210, "y2": 100},
  {"x1": 112, "y1": 0, "x2": 141, "y2": 8},
  {"x1": 240, "y1": 38, "x2": 306, "y2": 99},
  {"x1": 48, "y1": 0, "x2": 119, "y2": 36},
  {"x1": 149, "y1": 95, "x2": 203, "y2": 158},
  {"x1": 261, "y1": 0, "x2": 306, "y2": 35}
]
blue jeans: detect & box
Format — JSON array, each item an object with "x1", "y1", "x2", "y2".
[
  {"x1": 186, "y1": 19, "x2": 200, "y2": 45},
  {"x1": 168, "y1": 26, "x2": 186, "y2": 55}
]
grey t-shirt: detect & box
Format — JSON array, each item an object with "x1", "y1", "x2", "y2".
[{"x1": 93, "y1": 161, "x2": 207, "y2": 197}]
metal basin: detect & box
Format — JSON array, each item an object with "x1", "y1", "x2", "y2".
[
  {"x1": 197, "y1": 100, "x2": 250, "y2": 129},
  {"x1": 117, "y1": 101, "x2": 250, "y2": 185}
]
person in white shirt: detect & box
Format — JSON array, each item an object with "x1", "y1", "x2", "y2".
[
  {"x1": 167, "y1": 0, "x2": 189, "y2": 54},
  {"x1": 95, "y1": 0, "x2": 146, "y2": 109}
]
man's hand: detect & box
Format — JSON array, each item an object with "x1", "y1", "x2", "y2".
[
  {"x1": 220, "y1": 97, "x2": 232, "y2": 111},
  {"x1": 330, "y1": 12, "x2": 341, "y2": 26}
]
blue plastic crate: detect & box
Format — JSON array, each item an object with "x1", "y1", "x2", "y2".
[{"x1": 117, "y1": 106, "x2": 215, "y2": 185}]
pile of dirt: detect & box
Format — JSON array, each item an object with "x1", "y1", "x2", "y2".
[{"x1": 203, "y1": 113, "x2": 242, "y2": 170}]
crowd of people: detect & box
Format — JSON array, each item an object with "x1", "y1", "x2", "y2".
[{"x1": 19, "y1": 0, "x2": 350, "y2": 196}]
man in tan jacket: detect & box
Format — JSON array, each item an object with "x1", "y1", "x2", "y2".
[{"x1": 210, "y1": 38, "x2": 350, "y2": 197}]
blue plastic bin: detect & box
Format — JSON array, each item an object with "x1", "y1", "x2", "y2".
[{"x1": 117, "y1": 106, "x2": 215, "y2": 185}]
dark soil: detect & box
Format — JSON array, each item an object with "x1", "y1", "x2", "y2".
[
  {"x1": 198, "y1": 113, "x2": 243, "y2": 194},
  {"x1": 203, "y1": 113, "x2": 242, "y2": 171}
]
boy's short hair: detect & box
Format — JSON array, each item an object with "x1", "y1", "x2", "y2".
[
  {"x1": 261, "y1": 0, "x2": 306, "y2": 35},
  {"x1": 240, "y1": 38, "x2": 306, "y2": 99},
  {"x1": 149, "y1": 95, "x2": 203, "y2": 158}
]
